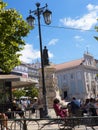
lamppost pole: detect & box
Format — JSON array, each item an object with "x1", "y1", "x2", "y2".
[
  {"x1": 36, "y1": 3, "x2": 48, "y2": 116},
  {"x1": 26, "y1": 3, "x2": 52, "y2": 117}
]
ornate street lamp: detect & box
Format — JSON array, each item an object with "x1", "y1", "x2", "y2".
[
  {"x1": 26, "y1": 3, "x2": 52, "y2": 118},
  {"x1": 26, "y1": 3, "x2": 52, "y2": 26}
]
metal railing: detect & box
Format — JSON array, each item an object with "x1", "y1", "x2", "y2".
[
  {"x1": 1, "y1": 116, "x2": 98, "y2": 130},
  {"x1": 1, "y1": 109, "x2": 98, "y2": 130},
  {"x1": 0, "y1": 117, "x2": 61, "y2": 130}
]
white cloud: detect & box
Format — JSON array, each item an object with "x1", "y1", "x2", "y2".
[
  {"x1": 19, "y1": 44, "x2": 40, "y2": 63},
  {"x1": 87, "y1": 4, "x2": 94, "y2": 11},
  {"x1": 60, "y1": 4, "x2": 98, "y2": 30},
  {"x1": 48, "y1": 51, "x2": 54, "y2": 59},
  {"x1": 87, "y1": 4, "x2": 98, "y2": 11},
  {"x1": 74, "y1": 35, "x2": 84, "y2": 42},
  {"x1": 48, "y1": 39, "x2": 59, "y2": 45},
  {"x1": 18, "y1": 43, "x2": 54, "y2": 63}
]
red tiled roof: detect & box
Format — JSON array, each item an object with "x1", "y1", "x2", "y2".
[{"x1": 55, "y1": 58, "x2": 83, "y2": 71}]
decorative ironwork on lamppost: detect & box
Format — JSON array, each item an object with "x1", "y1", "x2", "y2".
[{"x1": 26, "y1": 3, "x2": 52, "y2": 117}]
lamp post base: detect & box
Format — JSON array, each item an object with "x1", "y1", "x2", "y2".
[{"x1": 39, "y1": 108, "x2": 51, "y2": 118}]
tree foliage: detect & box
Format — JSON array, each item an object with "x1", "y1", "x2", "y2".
[
  {"x1": 12, "y1": 86, "x2": 38, "y2": 99},
  {"x1": 25, "y1": 86, "x2": 39, "y2": 99},
  {"x1": 0, "y1": 1, "x2": 31, "y2": 73},
  {"x1": 94, "y1": 19, "x2": 98, "y2": 41},
  {"x1": 12, "y1": 89, "x2": 26, "y2": 99}
]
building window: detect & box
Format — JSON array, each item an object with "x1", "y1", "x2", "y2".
[
  {"x1": 70, "y1": 74, "x2": 74, "y2": 79},
  {"x1": 63, "y1": 74, "x2": 67, "y2": 80},
  {"x1": 77, "y1": 72, "x2": 81, "y2": 79}
]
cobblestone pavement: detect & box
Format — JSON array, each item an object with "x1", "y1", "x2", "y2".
[{"x1": 7, "y1": 109, "x2": 98, "y2": 130}]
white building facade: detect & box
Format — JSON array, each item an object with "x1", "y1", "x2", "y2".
[{"x1": 55, "y1": 52, "x2": 98, "y2": 101}]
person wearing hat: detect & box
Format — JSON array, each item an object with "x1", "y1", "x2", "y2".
[
  {"x1": 31, "y1": 97, "x2": 38, "y2": 113},
  {"x1": 33, "y1": 97, "x2": 38, "y2": 100}
]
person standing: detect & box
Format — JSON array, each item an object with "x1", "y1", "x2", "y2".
[
  {"x1": 31, "y1": 97, "x2": 38, "y2": 114},
  {"x1": 70, "y1": 97, "x2": 80, "y2": 116}
]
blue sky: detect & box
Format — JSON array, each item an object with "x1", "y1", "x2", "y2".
[{"x1": 3, "y1": 0, "x2": 98, "y2": 64}]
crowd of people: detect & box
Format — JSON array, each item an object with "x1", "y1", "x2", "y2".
[
  {"x1": 1, "y1": 96, "x2": 98, "y2": 130},
  {"x1": 0, "y1": 97, "x2": 39, "y2": 130},
  {"x1": 53, "y1": 97, "x2": 98, "y2": 118},
  {"x1": 81, "y1": 98, "x2": 98, "y2": 116}
]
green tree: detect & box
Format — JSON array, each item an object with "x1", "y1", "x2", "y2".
[
  {"x1": 94, "y1": 19, "x2": 98, "y2": 41},
  {"x1": 25, "y1": 87, "x2": 39, "y2": 99},
  {"x1": 12, "y1": 89, "x2": 26, "y2": 99},
  {"x1": 0, "y1": 1, "x2": 31, "y2": 73}
]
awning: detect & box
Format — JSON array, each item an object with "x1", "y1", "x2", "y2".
[
  {"x1": 0, "y1": 74, "x2": 38, "y2": 88},
  {"x1": 12, "y1": 80, "x2": 38, "y2": 88},
  {"x1": 0, "y1": 74, "x2": 20, "y2": 81},
  {"x1": 12, "y1": 76, "x2": 38, "y2": 88}
]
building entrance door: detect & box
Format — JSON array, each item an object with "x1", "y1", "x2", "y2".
[{"x1": 64, "y1": 91, "x2": 67, "y2": 99}]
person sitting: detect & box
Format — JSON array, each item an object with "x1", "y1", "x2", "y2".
[
  {"x1": 5, "y1": 108, "x2": 14, "y2": 119},
  {"x1": 88, "y1": 98, "x2": 97, "y2": 116},
  {"x1": 81, "y1": 99, "x2": 90, "y2": 116},
  {"x1": 12, "y1": 100, "x2": 24, "y2": 118},
  {"x1": 53, "y1": 98, "x2": 68, "y2": 118},
  {"x1": 0, "y1": 113, "x2": 8, "y2": 130},
  {"x1": 94, "y1": 99, "x2": 98, "y2": 115}
]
